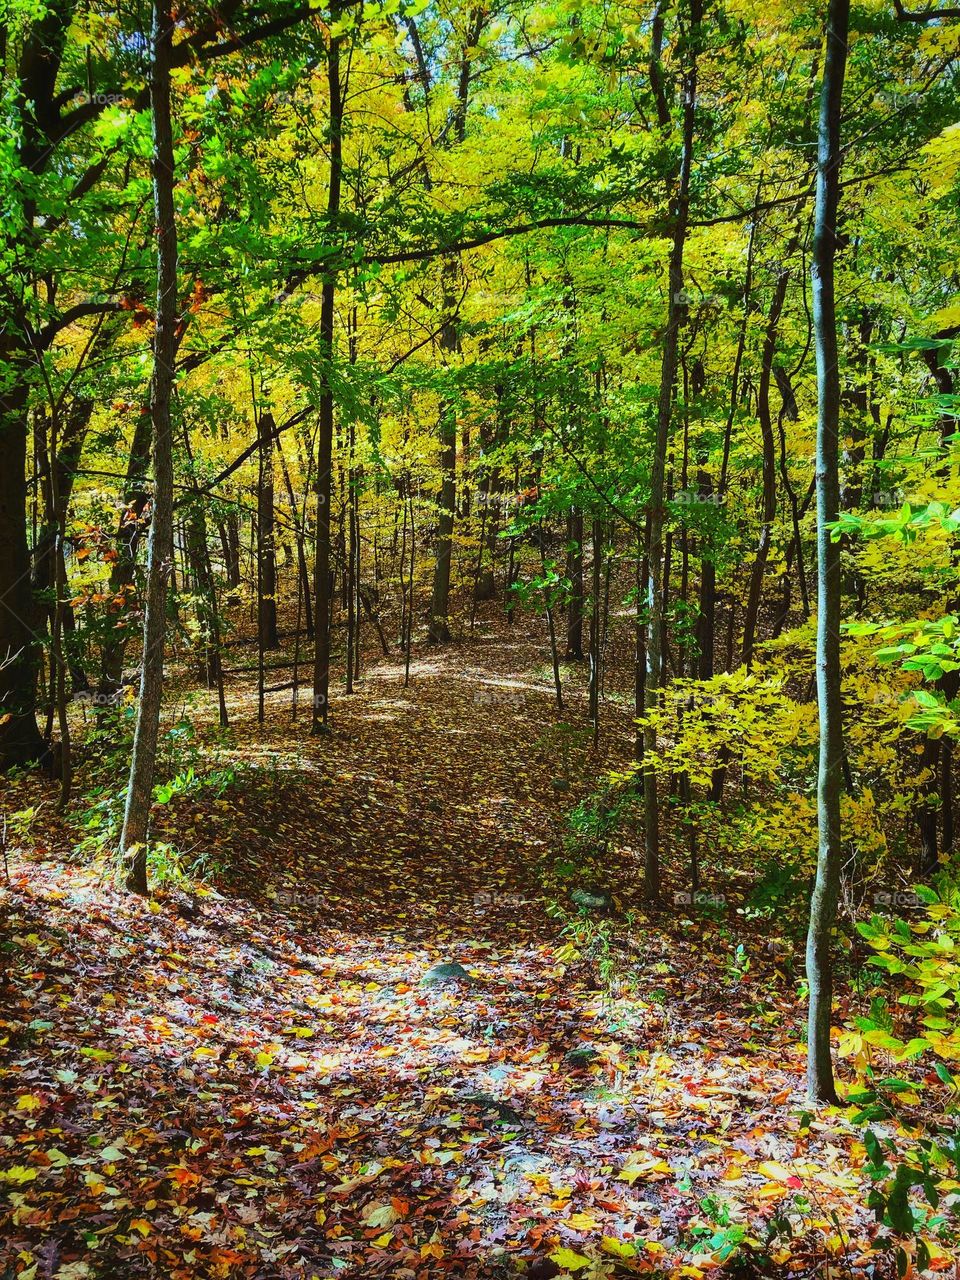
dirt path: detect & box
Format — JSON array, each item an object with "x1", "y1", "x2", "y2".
[
  {"x1": 212, "y1": 638, "x2": 588, "y2": 941},
  {"x1": 0, "y1": 635, "x2": 893, "y2": 1279}
]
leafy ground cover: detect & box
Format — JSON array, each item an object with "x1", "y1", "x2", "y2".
[{"x1": 0, "y1": 632, "x2": 948, "y2": 1278}]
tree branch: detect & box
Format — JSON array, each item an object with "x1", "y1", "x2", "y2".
[{"x1": 893, "y1": 0, "x2": 960, "y2": 20}]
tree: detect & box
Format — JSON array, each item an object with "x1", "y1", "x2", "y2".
[
  {"x1": 426, "y1": 6, "x2": 489, "y2": 645},
  {"x1": 118, "y1": 0, "x2": 179, "y2": 894},
  {"x1": 311, "y1": 0, "x2": 346, "y2": 733},
  {"x1": 805, "y1": 0, "x2": 851, "y2": 1107},
  {"x1": 642, "y1": 0, "x2": 702, "y2": 901}
]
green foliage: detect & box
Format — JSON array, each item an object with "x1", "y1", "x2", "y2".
[
  {"x1": 852, "y1": 890, "x2": 960, "y2": 1256},
  {"x1": 857, "y1": 886, "x2": 960, "y2": 1065}
]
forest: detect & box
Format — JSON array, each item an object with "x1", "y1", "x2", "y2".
[{"x1": 2, "y1": 0, "x2": 960, "y2": 1275}]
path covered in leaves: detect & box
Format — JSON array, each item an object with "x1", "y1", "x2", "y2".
[{"x1": 1, "y1": 636, "x2": 919, "y2": 1278}]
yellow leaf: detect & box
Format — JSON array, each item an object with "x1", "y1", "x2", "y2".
[
  {"x1": 837, "y1": 1031, "x2": 864, "y2": 1058},
  {"x1": 548, "y1": 1246, "x2": 592, "y2": 1271},
  {"x1": 756, "y1": 1161, "x2": 793, "y2": 1183},
  {"x1": 601, "y1": 1236, "x2": 638, "y2": 1257},
  {"x1": 568, "y1": 1211, "x2": 599, "y2": 1231},
  {"x1": 619, "y1": 1151, "x2": 673, "y2": 1184}
]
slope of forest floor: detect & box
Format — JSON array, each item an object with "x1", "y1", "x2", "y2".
[{"x1": 0, "y1": 624, "x2": 939, "y2": 1279}]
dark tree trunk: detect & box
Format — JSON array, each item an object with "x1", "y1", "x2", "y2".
[
  {"x1": 742, "y1": 262, "x2": 793, "y2": 668},
  {"x1": 101, "y1": 405, "x2": 155, "y2": 689},
  {"x1": 565, "y1": 508, "x2": 584, "y2": 659},
  {"x1": 277, "y1": 437, "x2": 313, "y2": 638},
  {"x1": 223, "y1": 511, "x2": 241, "y2": 596},
  {"x1": 257, "y1": 410, "x2": 279, "y2": 651},
  {"x1": 311, "y1": 2, "x2": 344, "y2": 732},
  {"x1": 425, "y1": 10, "x2": 485, "y2": 643},
  {"x1": 917, "y1": 669, "x2": 960, "y2": 877},
  {"x1": 0, "y1": 340, "x2": 47, "y2": 768},
  {"x1": 427, "y1": 297, "x2": 458, "y2": 643},
  {"x1": 805, "y1": 0, "x2": 850, "y2": 1107},
  {"x1": 0, "y1": 4, "x2": 81, "y2": 769},
  {"x1": 588, "y1": 516, "x2": 602, "y2": 744},
  {"x1": 643, "y1": 0, "x2": 701, "y2": 900}
]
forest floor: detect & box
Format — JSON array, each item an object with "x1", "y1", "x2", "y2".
[{"x1": 0, "y1": 621, "x2": 942, "y2": 1279}]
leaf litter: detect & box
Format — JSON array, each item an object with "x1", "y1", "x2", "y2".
[{"x1": 0, "y1": 631, "x2": 933, "y2": 1278}]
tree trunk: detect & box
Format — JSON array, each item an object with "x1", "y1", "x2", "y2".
[
  {"x1": 643, "y1": 0, "x2": 701, "y2": 900},
  {"x1": 257, "y1": 410, "x2": 279, "y2": 651},
  {"x1": 588, "y1": 516, "x2": 602, "y2": 745},
  {"x1": 425, "y1": 10, "x2": 485, "y2": 643},
  {"x1": 223, "y1": 511, "x2": 241, "y2": 598},
  {"x1": 805, "y1": 0, "x2": 850, "y2": 1107},
  {"x1": 311, "y1": 2, "x2": 344, "y2": 732},
  {"x1": 100, "y1": 405, "x2": 155, "y2": 690},
  {"x1": 0, "y1": 338, "x2": 47, "y2": 768},
  {"x1": 277, "y1": 437, "x2": 313, "y2": 639},
  {"x1": 119, "y1": 0, "x2": 178, "y2": 894},
  {"x1": 692, "y1": 361, "x2": 715, "y2": 683},
  {"x1": 0, "y1": 5, "x2": 79, "y2": 770},
  {"x1": 741, "y1": 263, "x2": 792, "y2": 668},
  {"x1": 404, "y1": 491, "x2": 416, "y2": 686},
  {"x1": 566, "y1": 508, "x2": 584, "y2": 658},
  {"x1": 427, "y1": 296, "x2": 458, "y2": 643}
]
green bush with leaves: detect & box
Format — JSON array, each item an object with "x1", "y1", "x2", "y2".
[
  {"x1": 858, "y1": 887, "x2": 960, "y2": 1065},
  {"x1": 854, "y1": 888, "x2": 960, "y2": 1259}
]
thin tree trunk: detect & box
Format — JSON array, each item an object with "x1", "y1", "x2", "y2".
[
  {"x1": 277, "y1": 437, "x2": 313, "y2": 639},
  {"x1": 257, "y1": 410, "x2": 280, "y2": 652},
  {"x1": 180, "y1": 424, "x2": 225, "y2": 717},
  {"x1": 942, "y1": 738, "x2": 955, "y2": 858},
  {"x1": 470, "y1": 500, "x2": 487, "y2": 633},
  {"x1": 224, "y1": 511, "x2": 241, "y2": 599},
  {"x1": 742, "y1": 262, "x2": 793, "y2": 668},
  {"x1": 101, "y1": 387, "x2": 166, "y2": 691},
  {"x1": 540, "y1": 528, "x2": 563, "y2": 713},
  {"x1": 311, "y1": 3, "x2": 344, "y2": 733},
  {"x1": 506, "y1": 464, "x2": 520, "y2": 625},
  {"x1": 425, "y1": 9, "x2": 486, "y2": 643},
  {"x1": 588, "y1": 516, "x2": 602, "y2": 742},
  {"x1": 346, "y1": 300, "x2": 359, "y2": 690},
  {"x1": 47, "y1": 409, "x2": 71, "y2": 809},
  {"x1": 566, "y1": 508, "x2": 584, "y2": 658},
  {"x1": 635, "y1": 531, "x2": 648, "y2": 760},
  {"x1": 427, "y1": 307, "x2": 457, "y2": 643},
  {"x1": 643, "y1": 0, "x2": 701, "y2": 900},
  {"x1": 404, "y1": 493, "x2": 415, "y2": 687},
  {"x1": 805, "y1": 0, "x2": 850, "y2": 1106},
  {"x1": 119, "y1": 0, "x2": 178, "y2": 894},
  {"x1": 346, "y1": 440, "x2": 357, "y2": 692},
  {"x1": 772, "y1": 365, "x2": 810, "y2": 633}
]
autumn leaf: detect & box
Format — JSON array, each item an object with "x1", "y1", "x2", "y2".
[{"x1": 548, "y1": 1246, "x2": 592, "y2": 1271}]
